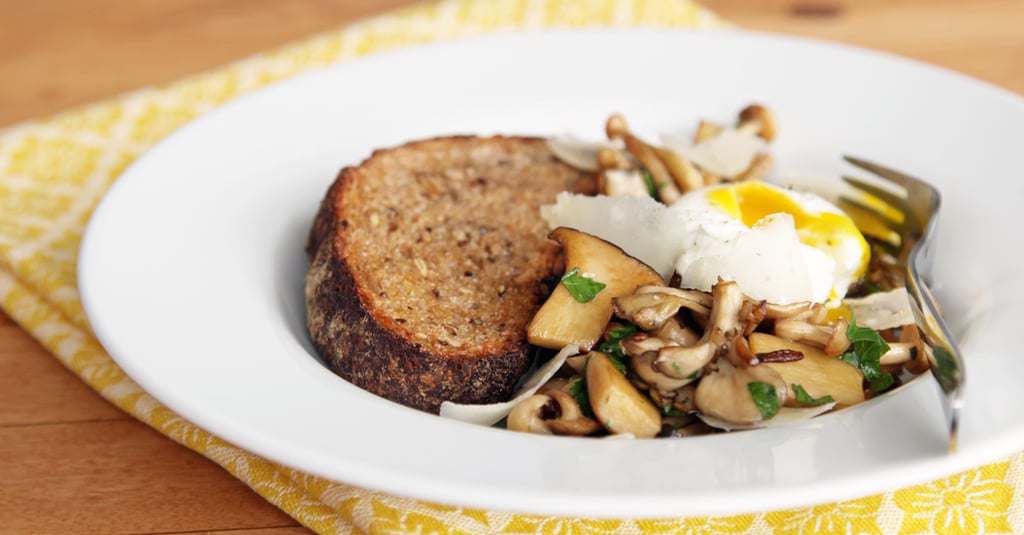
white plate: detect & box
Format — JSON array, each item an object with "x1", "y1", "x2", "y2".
[{"x1": 79, "y1": 29, "x2": 1024, "y2": 518}]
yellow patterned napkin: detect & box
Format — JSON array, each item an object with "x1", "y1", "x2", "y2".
[{"x1": 2, "y1": 0, "x2": 1022, "y2": 533}]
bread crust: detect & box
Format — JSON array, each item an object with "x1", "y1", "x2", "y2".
[{"x1": 305, "y1": 136, "x2": 596, "y2": 413}]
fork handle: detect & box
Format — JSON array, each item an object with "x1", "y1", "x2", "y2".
[{"x1": 905, "y1": 261, "x2": 965, "y2": 453}]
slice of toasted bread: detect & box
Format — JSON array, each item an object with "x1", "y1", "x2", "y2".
[{"x1": 305, "y1": 135, "x2": 597, "y2": 413}]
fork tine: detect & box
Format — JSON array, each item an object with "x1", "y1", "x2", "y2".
[
  {"x1": 840, "y1": 174, "x2": 908, "y2": 213},
  {"x1": 839, "y1": 182, "x2": 906, "y2": 226},
  {"x1": 836, "y1": 198, "x2": 902, "y2": 253},
  {"x1": 843, "y1": 155, "x2": 923, "y2": 192}
]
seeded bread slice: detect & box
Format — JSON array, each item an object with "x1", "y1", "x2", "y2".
[{"x1": 305, "y1": 136, "x2": 597, "y2": 413}]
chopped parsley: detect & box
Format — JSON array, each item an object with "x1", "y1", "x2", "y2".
[
  {"x1": 561, "y1": 267, "x2": 606, "y2": 303},
  {"x1": 792, "y1": 384, "x2": 834, "y2": 405},
  {"x1": 569, "y1": 377, "x2": 594, "y2": 418},
  {"x1": 747, "y1": 381, "x2": 780, "y2": 420},
  {"x1": 662, "y1": 406, "x2": 688, "y2": 417},
  {"x1": 597, "y1": 324, "x2": 638, "y2": 373},
  {"x1": 839, "y1": 315, "x2": 894, "y2": 392}
]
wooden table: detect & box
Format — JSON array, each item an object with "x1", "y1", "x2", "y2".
[{"x1": 2, "y1": 1, "x2": 1021, "y2": 533}]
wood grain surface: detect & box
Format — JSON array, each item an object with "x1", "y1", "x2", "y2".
[{"x1": 1, "y1": 1, "x2": 1022, "y2": 534}]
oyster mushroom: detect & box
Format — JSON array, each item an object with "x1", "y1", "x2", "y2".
[
  {"x1": 653, "y1": 316, "x2": 701, "y2": 346},
  {"x1": 655, "y1": 280, "x2": 746, "y2": 379},
  {"x1": 612, "y1": 286, "x2": 711, "y2": 331},
  {"x1": 774, "y1": 316, "x2": 851, "y2": 357},
  {"x1": 620, "y1": 331, "x2": 697, "y2": 393},
  {"x1": 694, "y1": 357, "x2": 788, "y2": 426},
  {"x1": 720, "y1": 333, "x2": 759, "y2": 368},
  {"x1": 763, "y1": 300, "x2": 825, "y2": 322},
  {"x1": 739, "y1": 299, "x2": 768, "y2": 336},
  {"x1": 631, "y1": 350, "x2": 696, "y2": 393}
]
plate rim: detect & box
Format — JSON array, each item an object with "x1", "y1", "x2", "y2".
[{"x1": 78, "y1": 26, "x2": 1024, "y2": 518}]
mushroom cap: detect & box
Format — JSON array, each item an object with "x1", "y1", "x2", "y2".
[
  {"x1": 738, "y1": 103, "x2": 778, "y2": 142},
  {"x1": 694, "y1": 359, "x2": 787, "y2": 426}
]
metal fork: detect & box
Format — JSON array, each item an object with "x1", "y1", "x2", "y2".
[{"x1": 838, "y1": 156, "x2": 965, "y2": 454}]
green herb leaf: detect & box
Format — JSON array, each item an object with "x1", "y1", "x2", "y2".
[
  {"x1": 839, "y1": 314, "x2": 893, "y2": 392},
  {"x1": 792, "y1": 384, "x2": 834, "y2": 405},
  {"x1": 641, "y1": 169, "x2": 658, "y2": 198},
  {"x1": 606, "y1": 324, "x2": 639, "y2": 342},
  {"x1": 561, "y1": 267, "x2": 607, "y2": 303},
  {"x1": 569, "y1": 378, "x2": 594, "y2": 418},
  {"x1": 662, "y1": 406, "x2": 688, "y2": 417},
  {"x1": 747, "y1": 381, "x2": 780, "y2": 420},
  {"x1": 597, "y1": 324, "x2": 638, "y2": 370}
]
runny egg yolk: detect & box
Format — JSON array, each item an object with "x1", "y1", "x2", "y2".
[{"x1": 705, "y1": 181, "x2": 871, "y2": 299}]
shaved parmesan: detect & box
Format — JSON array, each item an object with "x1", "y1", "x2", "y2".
[
  {"x1": 439, "y1": 345, "x2": 579, "y2": 426},
  {"x1": 662, "y1": 128, "x2": 766, "y2": 178}
]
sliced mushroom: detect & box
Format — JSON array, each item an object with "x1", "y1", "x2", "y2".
[
  {"x1": 737, "y1": 104, "x2": 778, "y2": 142},
  {"x1": 750, "y1": 332, "x2": 865, "y2": 406},
  {"x1": 586, "y1": 351, "x2": 662, "y2": 437},
  {"x1": 694, "y1": 359, "x2": 787, "y2": 426},
  {"x1": 774, "y1": 316, "x2": 851, "y2": 357},
  {"x1": 655, "y1": 280, "x2": 746, "y2": 378}
]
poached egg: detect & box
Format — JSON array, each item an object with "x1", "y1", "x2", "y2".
[{"x1": 672, "y1": 181, "x2": 869, "y2": 304}]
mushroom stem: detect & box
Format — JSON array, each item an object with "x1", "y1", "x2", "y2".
[
  {"x1": 606, "y1": 114, "x2": 683, "y2": 204},
  {"x1": 655, "y1": 280, "x2": 745, "y2": 378},
  {"x1": 879, "y1": 342, "x2": 918, "y2": 365},
  {"x1": 774, "y1": 317, "x2": 850, "y2": 357}
]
